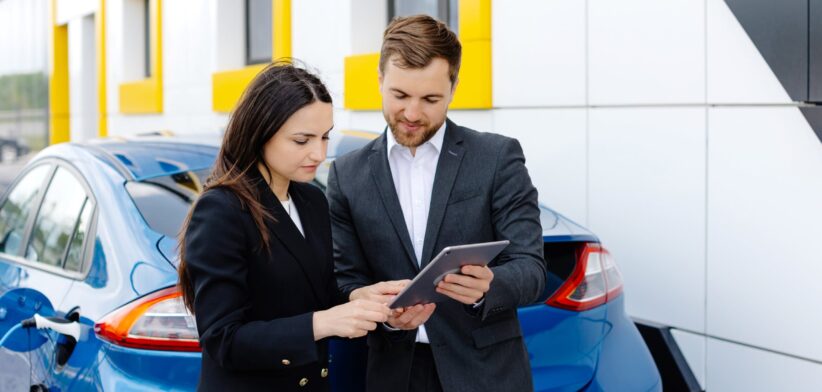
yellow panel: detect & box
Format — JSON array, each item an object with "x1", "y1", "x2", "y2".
[
  {"x1": 212, "y1": 64, "x2": 267, "y2": 113},
  {"x1": 343, "y1": 0, "x2": 493, "y2": 111},
  {"x1": 49, "y1": 0, "x2": 70, "y2": 145},
  {"x1": 119, "y1": 78, "x2": 162, "y2": 113},
  {"x1": 458, "y1": 0, "x2": 491, "y2": 42},
  {"x1": 450, "y1": 40, "x2": 491, "y2": 109},
  {"x1": 273, "y1": 0, "x2": 291, "y2": 60},
  {"x1": 119, "y1": 0, "x2": 163, "y2": 114},
  {"x1": 344, "y1": 53, "x2": 381, "y2": 110},
  {"x1": 96, "y1": 0, "x2": 107, "y2": 136}
]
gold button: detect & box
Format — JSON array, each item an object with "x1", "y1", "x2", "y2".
[
  {"x1": 321, "y1": 368, "x2": 328, "y2": 378},
  {"x1": 281, "y1": 359, "x2": 291, "y2": 366},
  {"x1": 299, "y1": 377, "x2": 309, "y2": 387}
]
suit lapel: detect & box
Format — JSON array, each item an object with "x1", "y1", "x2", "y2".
[
  {"x1": 369, "y1": 131, "x2": 420, "y2": 272},
  {"x1": 421, "y1": 120, "x2": 465, "y2": 267},
  {"x1": 253, "y1": 175, "x2": 327, "y2": 306}
]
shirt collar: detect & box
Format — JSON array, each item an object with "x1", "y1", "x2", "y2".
[{"x1": 386, "y1": 120, "x2": 447, "y2": 156}]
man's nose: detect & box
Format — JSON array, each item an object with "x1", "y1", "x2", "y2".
[{"x1": 403, "y1": 101, "x2": 422, "y2": 122}]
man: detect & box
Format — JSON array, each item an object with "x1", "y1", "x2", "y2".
[{"x1": 327, "y1": 15, "x2": 546, "y2": 392}]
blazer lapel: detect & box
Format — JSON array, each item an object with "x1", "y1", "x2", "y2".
[
  {"x1": 369, "y1": 131, "x2": 420, "y2": 272},
  {"x1": 253, "y1": 174, "x2": 327, "y2": 306},
  {"x1": 421, "y1": 120, "x2": 465, "y2": 267}
]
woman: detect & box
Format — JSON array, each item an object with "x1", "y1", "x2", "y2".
[{"x1": 177, "y1": 63, "x2": 391, "y2": 391}]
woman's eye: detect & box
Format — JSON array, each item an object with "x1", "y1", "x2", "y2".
[{"x1": 294, "y1": 139, "x2": 308, "y2": 145}]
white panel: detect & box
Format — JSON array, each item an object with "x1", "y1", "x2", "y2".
[
  {"x1": 589, "y1": 0, "x2": 705, "y2": 105},
  {"x1": 68, "y1": 15, "x2": 98, "y2": 141},
  {"x1": 670, "y1": 329, "x2": 706, "y2": 390},
  {"x1": 292, "y1": 0, "x2": 351, "y2": 107},
  {"x1": 121, "y1": 0, "x2": 147, "y2": 82},
  {"x1": 707, "y1": 338, "x2": 822, "y2": 391},
  {"x1": 494, "y1": 109, "x2": 587, "y2": 224},
  {"x1": 56, "y1": 0, "x2": 96, "y2": 25},
  {"x1": 588, "y1": 108, "x2": 706, "y2": 331},
  {"x1": 445, "y1": 111, "x2": 493, "y2": 135},
  {"x1": 492, "y1": 0, "x2": 586, "y2": 107},
  {"x1": 350, "y1": 0, "x2": 386, "y2": 54},
  {"x1": 348, "y1": 111, "x2": 388, "y2": 133},
  {"x1": 706, "y1": 0, "x2": 791, "y2": 104},
  {"x1": 707, "y1": 107, "x2": 822, "y2": 362},
  {"x1": 212, "y1": 0, "x2": 244, "y2": 71}
]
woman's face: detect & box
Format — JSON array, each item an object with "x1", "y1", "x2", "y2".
[{"x1": 261, "y1": 100, "x2": 333, "y2": 187}]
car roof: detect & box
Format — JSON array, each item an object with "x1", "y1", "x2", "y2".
[{"x1": 83, "y1": 137, "x2": 220, "y2": 181}]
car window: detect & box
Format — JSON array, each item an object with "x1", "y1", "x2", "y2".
[
  {"x1": 64, "y1": 198, "x2": 95, "y2": 272},
  {"x1": 0, "y1": 164, "x2": 53, "y2": 256},
  {"x1": 25, "y1": 167, "x2": 90, "y2": 268},
  {"x1": 126, "y1": 169, "x2": 210, "y2": 238}
]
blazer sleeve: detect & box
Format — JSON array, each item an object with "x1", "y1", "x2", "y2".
[
  {"x1": 327, "y1": 160, "x2": 372, "y2": 300},
  {"x1": 184, "y1": 189, "x2": 318, "y2": 371},
  {"x1": 481, "y1": 137, "x2": 547, "y2": 320}
]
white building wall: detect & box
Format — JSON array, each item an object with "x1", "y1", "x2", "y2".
[
  {"x1": 45, "y1": 1, "x2": 822, "y2": 389},
  {"x1": 0, "y1": 0, "x2": 49, "y2": 75}
]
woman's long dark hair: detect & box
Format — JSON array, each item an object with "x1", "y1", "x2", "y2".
[{"x1": 178, "y1": 61, "x2": 332, "y2": 313}]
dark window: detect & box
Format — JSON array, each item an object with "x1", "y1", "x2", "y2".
[
  {"x1": 144, "y1": 0, "x2": 151, "y2": 77},
  {"x1": 25, "y1": 167, "x2": 89, "y2": 268},
  {"x1": 246, "y1": 0, "x2": 273, "y2": 65},
  {"x1": 0, "y1": 164, "x2": 52, "y2": 256},
  {"x1": 388, "y1": 0, "x2": 458, "y2": 32},
  {"x1": 126, "y1": 169, "x2": 211, "y2": 238}
]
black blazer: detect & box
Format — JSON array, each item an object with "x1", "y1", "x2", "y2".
[
  {"x1": 184, "y1": 173, "x2": 343, "y2": 392},
  {"x1": 328, "y1": 120, "x2": 546, "y2": 392}
]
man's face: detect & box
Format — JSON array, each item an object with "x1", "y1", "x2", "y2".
[{"x1": 379, "y1": 56, "x2": 456, "y2": 148}]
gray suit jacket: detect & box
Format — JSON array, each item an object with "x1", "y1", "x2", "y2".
[{"x1": 327, "y1": 119, "x2": 546, "y2": 392}]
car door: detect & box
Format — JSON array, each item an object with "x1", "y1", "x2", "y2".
[{"x1": 0, "y1": 162, "x2": 95, "y2": 390}]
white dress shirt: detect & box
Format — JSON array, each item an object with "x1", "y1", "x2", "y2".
[
  {"x1": 280, "y1": 195, "x2": 304, "y2": 237},
  {"x1": 386, "y1": 122, "x2": 446, "y2": 344}
]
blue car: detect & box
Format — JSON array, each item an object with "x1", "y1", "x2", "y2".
[{"x1": 0, "y1": 132, "x2": 660, "y2": 391}]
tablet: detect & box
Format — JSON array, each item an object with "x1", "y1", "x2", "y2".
[{"x1": 388, "y1": 240, "x2": 510, "y2": 309}]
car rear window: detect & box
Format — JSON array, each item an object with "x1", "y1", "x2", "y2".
[{"x1": 126, "y1": 169, "x2": 212, "y2": 238}]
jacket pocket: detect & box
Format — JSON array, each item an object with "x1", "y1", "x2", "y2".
[
  {"x1": 471, "y1": 317, "x2": 523, "y2": 349},
  {"x1": 447, "y1": 191, "x2": 481, "y2": 205}
]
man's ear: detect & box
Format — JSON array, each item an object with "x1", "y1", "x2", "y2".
[
  {"x1": 449, "y1": 78, "x2": 459, "y2": 103},
  {"x1": 378, "y1": 69, "x2": 384, "y2": 90}
]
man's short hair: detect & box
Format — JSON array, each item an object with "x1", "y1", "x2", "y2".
[{"x1": 379, "y1": 15, "x2": 462, "y2": 84}]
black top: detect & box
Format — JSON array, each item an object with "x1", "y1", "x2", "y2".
[{"x1": 184, "y1": 172, "x2": 344, "y2": 391}]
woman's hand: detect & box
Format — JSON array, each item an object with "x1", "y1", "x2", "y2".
[
  {"x1": 349, "y1": 280, "x2": 409, "y2": 304},
  {"x1": 313, "y1": 299, "x2": 392, "y2": 340}
]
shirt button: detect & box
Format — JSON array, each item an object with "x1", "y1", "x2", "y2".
[
  {"x1": 299, "y1": 377, "x2": 309, "y2": 387},
  {"x1": 282, "y1": 359, "x2": 291, "y2": 366},
  {"x1": 321, "y1": 368, "x2": 329, "y2": 378}
]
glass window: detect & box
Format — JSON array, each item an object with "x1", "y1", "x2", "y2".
[
  {"x1": 144, "y1": 0, "x2": 151, "y2": 77},
  {"x1": 0, "y1": 164, "x2": 52, "y2": 256},
  {"x1": 246, "y1": 0, "x2": 273, "y2": 64},
  {"x1": 389, "y1": 0, "x2": 458, "y2": 32},
  {"x1": 125, "y1": 168, "x2": 211, "y2": 238},
  {"x1": 64, "y1": 199, "x2": 95, "y2": 273},
  {"x1": 26, "y1": 167, "x2": 89, "y2": 268}
]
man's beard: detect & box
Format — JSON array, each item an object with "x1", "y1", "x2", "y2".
[{"x1": 387, "y1": 116, "x2": 443, "y2": 148}]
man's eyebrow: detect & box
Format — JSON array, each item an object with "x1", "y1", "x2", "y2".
[{"x1": 389, "y1": 88, "x2": 443, "y2": 99}]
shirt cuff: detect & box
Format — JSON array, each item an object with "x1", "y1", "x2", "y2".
[
  {"x1": 472, "y1": 296, "x2": 486, "y2": 309},
  {"x1": 381, "y1": 322, "x2": 401, "y2": 331}
]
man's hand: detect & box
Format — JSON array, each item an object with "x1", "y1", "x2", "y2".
[
  {"x1": 435, "y1": 264, "x2": 494, "y2": 305},
  {"x1": 386, "y1": 303, "x2": 436, "y2": 330},
  {"x1": 349, "y1": 280, "x2": 410, "y2": 304}
]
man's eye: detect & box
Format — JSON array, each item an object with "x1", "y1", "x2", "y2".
[
  {"x1": 425, "y1": 98, "x2": 439, "y2": 104},
  {"x1": 394, "y1": 94, "x2": 407, "y2": 99}
]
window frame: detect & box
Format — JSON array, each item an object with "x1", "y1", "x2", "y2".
[{"x1": 0, "y1": 158, "x2": 98, "y2": 280}]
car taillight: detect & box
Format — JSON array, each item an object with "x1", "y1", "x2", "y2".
[
  {"x1": 545, "y1": 243, "x2": 624, "y2": 311},
  {"x1": 94, "y1": 286, "x2": 201, "y2": 352}
]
